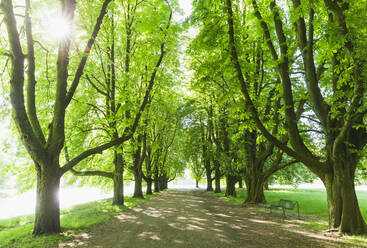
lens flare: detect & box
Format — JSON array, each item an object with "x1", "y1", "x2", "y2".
[{"x1": 47, "y1": 15, "x2": 72, "y2": 41}]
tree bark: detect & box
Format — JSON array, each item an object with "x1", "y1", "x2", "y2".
[
  {"x1": 238, "y1": 177, "x2": 243, "y2": 188},
  {"x1": 33, "y1": 162, "x2": 61, "y2": 235},
  {"x1": 225, "y1": 174, "x2": 236, "y2": 197},
  {"x1": 154, "y1": 176, "x2": 160, "y2": 192},
  {"x1": 244, "y1": 175, "x2": 266, "y2": 204},
  {"x1": 214, "y1": 159, "x2": 221, "y2": 193},
  {"x1": 133, "y1": 168, "x2": 144, "y2": 198},
  {"x1": 146, "y1": 179, "x2": 153, "y2": 195},
  {"x1": 323, "y1": 159, "x2": 366, "y2": 233},
  {"x1": 159, "y1": 174, "x2": 168, "y2": 190},
  {"x1": 112, "y1": 151, "x2": 124, "y2": 205},
  {"x1": 205, "y1": 166, "x2": 213, "y2": 191}
]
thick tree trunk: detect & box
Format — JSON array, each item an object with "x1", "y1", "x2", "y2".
[
  {"x1": 244, "y1": 175, "x2": 266, "y2": 204},
  {"x1": 159, "y1": 174, "x2": 168, "y2": 190},
  {"x1": 146, "y1": 179, "x2": 153, "y2": 195},
  {"x1": 33, "y1": 163, "x2": 61, "y2": 235},
  {"x1": 225, "y1": 174, "x2": 236, "y2": 197},
  {"x1": 323, "y1": 163, "x2": 366, "y2": 234},
  {"x1": 214, "y1": 160, "x2": 221, "y2": 193},
  {"x1": 112, "y1": 152, "x2": 124, "y2": 205}
]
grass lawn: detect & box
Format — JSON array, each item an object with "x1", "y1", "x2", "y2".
[
  {"x1": 215, "y1": 188, "x2": 367, "y2": 246},
  {"x1": 0, "y1": 193, "x2": 159, "y2": 248},
  {"x1": 216, "y1": 188, "x2": 367, "y2": 220}
]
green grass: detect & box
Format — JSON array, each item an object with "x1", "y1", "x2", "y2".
[
  {"x1": 216, "y1": 188, "x2": 367, "y2": 220},
  {"x1": 216, "y1": 188, "x2": 367, "y2": 246},
  {"x1": 0, "y1": 193, "x2": 158, "y2": 248}
]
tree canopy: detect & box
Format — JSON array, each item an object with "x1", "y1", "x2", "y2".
[{"x1": 1, "y1": 0, "x2": 367, "y2": 236}]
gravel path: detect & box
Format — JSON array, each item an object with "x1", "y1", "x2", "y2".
[{"x1": 59, "y1": 189, "x2": 357, "y2": 247}]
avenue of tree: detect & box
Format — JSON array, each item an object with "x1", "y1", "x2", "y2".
[{"x1": 0, "y1": 0, "x2": 366, "y2": 236}]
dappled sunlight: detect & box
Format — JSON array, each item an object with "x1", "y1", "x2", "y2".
[
  {"x1": 168, "y1": 222, "x2": 185, "y2": 231},
  {"x1": 186, "y1": 223, "x2": 205, "y2": 231},
  {"x1": 144, "y1": 207, "x2": 164, "y2": 218},
  {"x1": 58, "y1": 190, "x2": 351, "y2": 247},
  {"x1": 173, "y1": 239, "x2": 184, "y2": 244},
  {"x1": 116, "y1": 213, "x2": 138, "y2": 221},
  {"x1": 138, "y1": 232, "x2": 161, "y2": 241},
  {"x1": 214, "y1": 213, "x2": 231, "y2": 218},
  {"x1": 248, "y1": 218, "x2": 278, "y2": 225},
  {"x1": 58, "y1": 232, "x2": 91, "y2": 248}
]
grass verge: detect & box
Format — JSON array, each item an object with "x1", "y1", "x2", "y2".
[{"x1": 0, "y1": 193, "x2": 159, "y2": 248}]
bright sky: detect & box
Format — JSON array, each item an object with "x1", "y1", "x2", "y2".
[{"x1": 178, "y1": 0, "x2": 193, "y2": 21}]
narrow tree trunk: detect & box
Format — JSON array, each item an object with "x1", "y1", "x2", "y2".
[
  {"x1": 33, "y1": 163, "x2": 61, "y2": 235},
  {"x1": 225, "y1": 174, "x2": 236, "y2": 197},
  {"x1": 238, "y1": 177, "x2": 243, "y2": 188},
  {"x1": 205, "y1": 164, "x2": 213, "y2": 191},
  {"x1": 214, "y1": 159, "x2": 221, "y2": 193},
  {"x1": 112, "y1": 151, "x2": 124, "y2": 205},
  {"x1": 133, "y1": 167, "x2": 144, "y2": 198},
  {"x1": 196, "y1": 179, "x2": 199, "y2": 188},
  {"x1": 245, "y1": 175, "x2": 266, "y2": 204},
  {"x1": 154, "y1": 177, "x2": 160, "y2": 192}
]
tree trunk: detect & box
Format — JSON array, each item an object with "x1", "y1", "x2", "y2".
[
  {"x1": 205, "y1": 165, "x2": 213, "y2": 191},
  {"x1": 196, "y1": 179, "x2": 199, "y2": 188},
  {"x1": 244, "y1": 175, "x2": 266, "y2": 204},
  {"x1": 154, "y1": 177, "x2": 160, "y2": 192},
  {"x1": 112, "y1": 151, "x2": 124, "y2": 205},
  {"x1": 214, "y1": 159, "x2": 221, "y2": 193},
  {"x1": 238, "y1": 177, "x2": 243, "y2": 188},
  {"x1": 159, "y1": 174, "x2": 168, "y2": 190},
  {"x1": 225, "y1": 174, "x2": 236, "y2": 197},
  {"x1": 33, "y1": 163, "x2": 61, "y2": 235},
  {"x1": 146, "y1": 179, "x2": 153, "y2": 195},
  {"x1": 133, "y1": 167, "x2": 144, "y2": 198},
  {"x1": 153, "y1": 162, "x2": 160, "y2": 192},
  {"x1": 323, "y1": 163, "x2": 366, "y2": 234}
]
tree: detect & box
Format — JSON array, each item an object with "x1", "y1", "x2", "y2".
[
  {"x1": 70, "y1": 0, "x2": 174, "y2": 205},
  {"x1": 0, "y1": 0, "x2": 122, "y2": 235},
  {"x1": 226, "y1": 0, "x2": 367, "y2": 234}
]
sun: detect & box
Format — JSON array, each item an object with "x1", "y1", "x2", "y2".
[{"x1": 46, "y1": 15, "x2": 72, "y2": 41}]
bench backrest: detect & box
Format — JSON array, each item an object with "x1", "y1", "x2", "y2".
[{"x1": 279, "y1": 199, "x2": 297, "y2": 210}]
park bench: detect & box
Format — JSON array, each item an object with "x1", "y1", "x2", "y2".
[{"x1": 268, "y1": 199, "x2": 300, "y2": 218}]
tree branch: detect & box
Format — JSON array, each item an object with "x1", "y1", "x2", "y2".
[
  {"x1": 1, "y1": 0, "x2": 45, "y2": 161},
  {"x1": 65, "y1": 0, "x2": 113, "y2": 108},
  {"x1": 70, "y1": 168, "x2": 113, "y2": 178}
]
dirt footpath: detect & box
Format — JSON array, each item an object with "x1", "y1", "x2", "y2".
[{"x1": 59, "y1": 189, "x2": 357, "y2": 248}]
